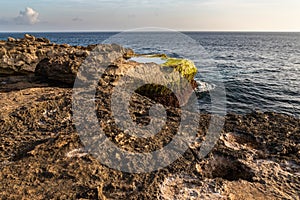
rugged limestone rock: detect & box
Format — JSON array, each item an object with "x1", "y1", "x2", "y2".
[
  {"x1": 130, "y1": 54, "x2": 198, "y2": 83},
  {"x1": 0, "y1": 35, "x2": 94, "y2": 75},
  {"x1": 160, "y1": 112, "x2": 300, "y2": 199},
  {"x1": 0, "y1": 35, "x2": 198, "y2": 109},
  {"x1": 0, "y1": 74, "x2": 299, "y2": 199},
  {"x1": 128, "y1": 55, "x2": 198, "y2": 107},
  {"x1": 35, "y1": 43, "x2": 135, "y2": 85},
  {"x1": 0, "y1": 36, "x2": 299, "y2": 199}
]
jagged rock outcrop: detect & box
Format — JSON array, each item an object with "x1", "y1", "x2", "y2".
[
  {"x1": 0, "y1": 75, "x2": 299, "y2": 199},
  {"x1": 0, "y1": 34, "x2": 198, "y2": 109},
  {"x1": 0, "y1": 35, "x2": 299, "y2": 199},
  {"x1": 0, "y1": 34, "x2": 93, "y2": 75},
  {"x1": 35, "y1": 43, "x2": 135, "y2": 85}
]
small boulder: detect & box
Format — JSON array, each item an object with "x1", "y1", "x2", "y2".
[
  {"x1": 24, "y1": 34, "x2": 36, "y2": 41},
  {"x1": 36, "y1": 37, "x2": 51, "y2": 44},
  {"x1": 124, "y1": 49, "x2": 135, "y2": 59},
  {"x1": 7, "y1": 37, "x2": 16, "y2": 42}
]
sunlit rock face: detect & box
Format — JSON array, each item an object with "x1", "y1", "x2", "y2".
[
  {"x1": 0, "y1": 34, "x2": 88, "y2": 75},
  {"x1": 1, "y1": 35, "x2": 299, "y2": 199},
  {"x1": 130, "y1": 54, "x2": 198, "y2": 107},
  {"x1": 130, "y1": 54, "x2": 198, "y2": 83}
]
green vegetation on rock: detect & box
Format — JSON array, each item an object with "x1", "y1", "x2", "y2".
[
  {"x1": 160, "y1": 58, "x2": 197, "y2": 82},
  {"x1": 133, "y1": 54, "x2": 198, "y2": 106},
  {"x1": 133, "y1": 54, "x2": 198, "y2": 82}
]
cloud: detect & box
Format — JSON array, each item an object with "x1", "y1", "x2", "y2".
[{"x1": 14, "y1": 7, "x2": 40, "y2": 25}]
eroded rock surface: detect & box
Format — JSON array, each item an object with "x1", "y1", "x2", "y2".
[
  {"x1": 1, "y1": 77, "x2": 299, "y2": 200},
  {"x1": 0, "y1": 35, "x2": 133, "y2": 76},
  {"x1": 0, "y1": 35, "x2": 86, "y2": 75},
  {"x1": 160, "y1": 111, "x2": 300, "y2": 199},
  {"x1": 0, "y1": 36, "x2": 299, "y2": 199}
]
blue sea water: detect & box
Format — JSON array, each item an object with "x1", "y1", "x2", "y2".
[{"x1": 0, "y1": 32, "x2": 299, "y2": 117}]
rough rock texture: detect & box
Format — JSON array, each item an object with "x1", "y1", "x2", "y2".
[
  {"x1": 0, "y1": 34, "x2": 90, "y2": 75},
  {"x1": 0, "y1": 36, "x2": 299, "y2": 199},
  {"x1": 160, "y1": 112, "x2": 300, "y2": 199},
  {"x1": 1, "y1": 35, "x2": 197, "y2": 107},
  {"x1": 0, "y1": 75, "x2": 299, "y2": 199},
  {"x1": 35, "y1": 43, "x2": 134, "y2": 85},
  {"x1": 0, "y1": 34, "x2": 134, "y2": 76}
]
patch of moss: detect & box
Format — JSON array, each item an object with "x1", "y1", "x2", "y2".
[
  {"x1": 133, "y1": 54, "x2": 198, "y2": 82},
  {"x1": 133, "y1": 55, "x2": 197, "y2": 105},
  {"x1": 161, "y1": 58, "x2": 197, "y2": 82}
]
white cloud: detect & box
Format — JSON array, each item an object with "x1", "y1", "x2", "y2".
[{"x1": 14, "y1": 7, "x2": 40, "y2": 25}]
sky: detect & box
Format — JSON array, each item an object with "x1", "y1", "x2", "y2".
[{"x1": 0, "y1": 0, "x2": 300, "y2": 32}]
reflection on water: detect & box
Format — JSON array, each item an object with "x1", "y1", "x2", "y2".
[{"x1": 129, "y1": 57, "x2": 166, "y2": 65}]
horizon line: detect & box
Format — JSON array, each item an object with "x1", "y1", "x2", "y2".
[{"x1": 1, "y1": 30, "x2": 300, "y2": 33}]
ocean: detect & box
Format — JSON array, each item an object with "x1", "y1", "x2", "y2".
[{"x1": 0, "y1": 32, "x2": 299, "y2": 117}]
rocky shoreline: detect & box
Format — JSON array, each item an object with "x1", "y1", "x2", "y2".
[{"x1": 0, "y1": 35, "x2": 299, "y2": 199}]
